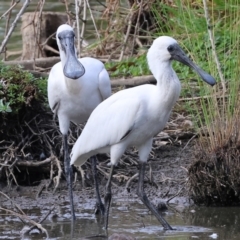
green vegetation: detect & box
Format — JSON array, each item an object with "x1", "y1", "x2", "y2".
[
  {"x1": 0, "y1": 63, "x2": 48, "y2": 114},
  {"x1": 107, "y1": 0, "x2": 240, "y2": 205},
  {"x1": 151, "y1": 0, "x2": 240, "y2": 205},
  {"x1": 105, "y1": 54, "x2": 150, "y2": 78}
]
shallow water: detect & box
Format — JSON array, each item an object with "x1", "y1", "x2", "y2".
[{"x1": 1, "y1": 198, "x2": 240, "y2": 240}]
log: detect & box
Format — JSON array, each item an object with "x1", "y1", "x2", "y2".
[
  {"x1": 111, "y1": 75, "x2": 156, "y2": 86},
  {"x1": 3, "y1": 57, "x2": 60, "y2": 70},
  {"x1": 21, "y1": 12, "x2": 68, "y2": 60},
  {"x1": 3, "y1": 58, "x2": 156, "y2": 86}
]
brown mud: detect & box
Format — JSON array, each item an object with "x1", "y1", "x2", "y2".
[{"x1": 0, "y1": 140, "x2": 194, "y2": 217}]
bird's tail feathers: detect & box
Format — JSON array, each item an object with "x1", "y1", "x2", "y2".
[{"x1": 70, "y1": 151, "x2": 94, "y2": 166}]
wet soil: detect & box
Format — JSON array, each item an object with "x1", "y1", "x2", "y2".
[{"x1": 0, "y1": 141, "x2": 194, "y2": 217}]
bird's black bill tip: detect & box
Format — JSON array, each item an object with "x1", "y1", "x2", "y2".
[
  {"x1": 196, "y1": 68, "x2": 216, "y2": 86},
  {"x1": 170, "y1": 45, "x2": 216, "y2": 87}
]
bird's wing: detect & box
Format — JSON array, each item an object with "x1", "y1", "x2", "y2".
[
  {"x1": 47, "y1": 62, "x2": 63, "y2": 111},
  {"x1": 70, "y1": 94, "x2": 141, "y2": 165},
  {"x1": 98, "y1": 68, "x2": 111, "y2": 100}
]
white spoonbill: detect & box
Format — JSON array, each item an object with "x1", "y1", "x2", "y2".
[
  {"x1": 70, "y1": 36, "x2": 216, "y2": 229},
  {"x1": 48, "y1": 24, "x2": 111, "y2": 221}
]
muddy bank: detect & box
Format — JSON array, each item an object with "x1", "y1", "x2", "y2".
[{"x1": 0, "y1": 141, "x2": 193, "y2": 216}]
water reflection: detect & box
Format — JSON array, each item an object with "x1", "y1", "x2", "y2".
[
  {"x1": 1, "y1": 200, "x2": 240, "y2": 240},
  {"x1": 185, "y1": 206, "x2": 240, "y2": 240}
]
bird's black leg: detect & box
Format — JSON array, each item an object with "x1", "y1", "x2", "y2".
[
  {"x1": 137, "y1": 162, "x2": 173, "y2": 230},
  {"x1": 91, "y1": 155, "x2": 105, "y2": 215},
  {"x1": 63, "y1": 134, "x2": 76, "y2": 221},
  {"x1": 104, "y1": 164, "x2": 115, "y2": 229}
]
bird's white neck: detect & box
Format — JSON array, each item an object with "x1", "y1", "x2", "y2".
[
  {"x1": 150, "y1": 60, "x2": 178, "y2": 87},
  {"x1": 150, "y1": 60, "x2": 181, "y2": 110},
  {"x1": 59, "y1": 50, "x2": 81, "y2": 94}
]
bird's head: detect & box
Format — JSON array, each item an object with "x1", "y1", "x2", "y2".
[
  {"x1": 56, "y1": 24, "x2": 85, "y2": 80},
  {"x1": 147, "y1": 36, "x2": 216, "y2": 86}
]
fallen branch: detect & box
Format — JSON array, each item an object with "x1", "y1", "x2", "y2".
[
  {"x1": 0, "y1": 207, "x2": 49, "y2": 237},
  {"x1": 125, "y1": 173, "x2": 138, "y2": 190},
  {"x1": 2, "y1": 55, "x2": 109, "y2": 70},
  {"x1": 3, "y1": 57, "x2": 60, "y2": 70},
  {"x1": 16, "y1": 157, "x2": 52, "y2": 167},
  {"x1": 111, "y1": 75, "x2": 156, "y2": 86},
  {"x1": 0, "y1": 191, "x2": 25, "y2": 216}
]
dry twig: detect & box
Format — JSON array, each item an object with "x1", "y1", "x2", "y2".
[
  {"x1": 0, "y1": 0, "x2": 20, "y2": 19},
  {"x1": 125, "y1": 173, "x2": 139, "y2": 190},
  {"x1": 23, "y1": 207, "x2": 54, "y2": 236},
  {"x1": 53, "y1": 155, "x2": 63, "y2": 193},
  {"x1": 0, "y1": 0, "x2": 30, "y2": 54},
  {"x1": 75, "y1": 0, "x2": 81, "y2": 55}
]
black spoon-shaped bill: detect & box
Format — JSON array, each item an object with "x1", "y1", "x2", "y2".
[
  {"x1": 169, "y1": 44, "x2": 216, "y2": 86},
  {"x1": 58, "y1": 30, "x2": 85, "y2": 79}
]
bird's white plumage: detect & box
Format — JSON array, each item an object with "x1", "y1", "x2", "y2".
[
  {"x1": 70, "y1": 36, "x2": 182, "y2": 167},
  {"x1": 48, "y1": 25, "x2": 111, "y2": 135},
  {"x1": 47, "y1": 24, "x2": 111, "y2": 220}
]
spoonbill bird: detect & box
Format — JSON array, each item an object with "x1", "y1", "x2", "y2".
[
  {"x1": 48, "y1": 24, "x2": 111, "y2": 221},
  {"x1": 70, "y1": 36, "x2": 216, "y2": 229}
]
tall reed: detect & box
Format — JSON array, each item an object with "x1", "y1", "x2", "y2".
[{"x1": 153, "y1": 0, "x2": 240, "y2": 205}]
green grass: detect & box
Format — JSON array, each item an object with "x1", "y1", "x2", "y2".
[
  {"x1": 151, "y1": 0, "x2": 240, "y2": 140},
  {"x1": 105, "y1": 0, "x2": 240, "y2": 153},
  {"x1": 105, "y1": 53, "x2": 150, "y2": 78},
  {"x1": 150, "y1": 0, "x2": 240, "y2": 205}
]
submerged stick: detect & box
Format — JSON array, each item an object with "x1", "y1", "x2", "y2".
[
  {"x1": 23, "y1": 207, "x2": 55, "y2": 236},
  {"x1": 0, "y1": 207, "x2": 49, "y2": 238},
  {"x1": 0, "y1": 191, "x2": 25, "y2": 216}
]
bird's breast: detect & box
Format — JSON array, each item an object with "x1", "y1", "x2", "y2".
[{"x1": 65, "y1": 77, "x2": 82, "y2": 94}]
